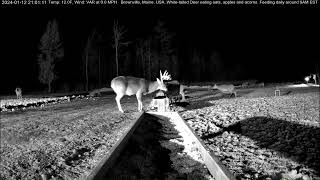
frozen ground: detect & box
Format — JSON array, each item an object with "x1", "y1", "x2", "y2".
[
  {"x1": 180, "y1": 86, "x2": 319, "y2": 179},
  {"x1": 0, "y1": 95, "x2": 146, "y2": 179},
  {"x1": 0, "y1": 85, "x2": 319, "y2": 179}
]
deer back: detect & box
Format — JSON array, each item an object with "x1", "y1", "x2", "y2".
[
  {"x1": 214, "y1": 84, "x2": 235, "y2": 93},
  {"x1": 111, "y1": 76, "x2": 148, "y2": 96}
]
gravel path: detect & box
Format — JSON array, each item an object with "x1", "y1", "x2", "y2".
[{"x1": 180, "y1": 91, "x2": 319, "y2": 179}]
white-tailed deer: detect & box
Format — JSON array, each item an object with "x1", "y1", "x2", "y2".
[
  {"x1": 258, "y1": 82, "x2": 265, "y2": 87},
  {"x1": 213, "y1": 84, "x2": 237, "y2": 97},
  {"x1": 15, "y1": 87, "x2": 22, "y2": 99},
  {"x1": 111, "y1": 70, "x2": 171, "y2": 113},
  {"x1": 241, "y1": 82, "x2": 249, "y2": 88}
]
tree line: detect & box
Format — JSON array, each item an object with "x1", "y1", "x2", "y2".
[{"x1": 38, "y1": 19, "x2": 240, "y2": 93}]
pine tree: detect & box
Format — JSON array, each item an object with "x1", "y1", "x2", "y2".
[{"x1": 38, "y1": 19, "x2": 64, "y2": 93}]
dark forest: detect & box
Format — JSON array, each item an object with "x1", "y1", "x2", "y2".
[{"x1": 1, "y1": 5, "x2": 319, "y2": 94}]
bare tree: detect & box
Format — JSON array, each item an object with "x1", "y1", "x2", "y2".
[
  {"x1": 190, "y1": 48, "x2": 204, "y2": 81},
  {"x1": 136, "y1": 37, "x2": 152, "y2": 79},
  {"x1": 136, "y1": 39, "x2": 145, "y2": 77},
  {"x1": 146, "y1": 38, "x2": 152, "y2": 80},
  {"x1": 316, "y1": 64, "x2": 319, "y2": 85},
  {"x1": 153, "y1": 21, "x2": 175, "y2": 72},
  {"x1": 112, "y1": 20, "x2": 129, "y2": 76},
  {"x1": 95, "y1": 33, "x2": 105, "y2": 88},
  {"x1": 209, "y1": 51, "x2": 224, "y2": 80},
  {"x1": 83, "y1": 29, "x2": 97, "y2": 92},
  {"x1": 38, "y1": 19, "x2": 64, "y2": 93}
]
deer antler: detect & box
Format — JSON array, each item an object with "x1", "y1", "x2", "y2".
[
  {"x1": 163, "y1": 70, "x2": 171, "y2": 80},
  {"x1": 160, "y1": 70, "x2": 171, "y2": 81}
]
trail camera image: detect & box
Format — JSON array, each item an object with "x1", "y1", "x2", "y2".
[{"x1": 0, "y1": 3, "x2": 319, "y2": 180}]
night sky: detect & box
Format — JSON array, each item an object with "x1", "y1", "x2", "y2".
[{"x1": 1, "y1": 4, "x2": 319, "y2": 94}]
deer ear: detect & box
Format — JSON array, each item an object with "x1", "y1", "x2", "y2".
[{"x1": 157, "y1": 78, "x2": 162, "y2": 84}]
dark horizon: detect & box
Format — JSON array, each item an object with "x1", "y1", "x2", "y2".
[{"x1": 1, "y1": 5, "x2": 319, "y2": 94}]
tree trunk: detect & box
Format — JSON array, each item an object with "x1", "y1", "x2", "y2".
[
  {"x1": 148, "y1": 58, "x2": 151, "y2": 80},
  {"x1": 315, "y1": 64, "x2": 319, "y2": 85},
  {"x1": 85, "y1": 52, "x2": 89, "y2": 92},
  {"x1": 48, "y1": 82, "x2": 51, "y2": 93},
  {"x1": 141, "y1": 55, "x2": 147, "y2": 78},
  {"x1": 148, "y1": 41, "x2": 151, "y2": 80},
  {"x1": 158, "y1": 57, "x2": 160, "y2": 78},
  {"x1": 98, "y1": 48, "x2": 101, "y2": 88},
  {"x1": 116, "y1": 45, "x2": 119, "y2": 76}
]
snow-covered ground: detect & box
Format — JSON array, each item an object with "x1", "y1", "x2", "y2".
[
  {"x1": 0, "y1": 95, "x2": 143, "y2": 179},
  {"x1": 1, "y1": 84, "x2": 319, "y2": 179},
  {"x1": 285, "y1": 83, "x2": 320, "y2": 88},
  {"x1": 180, "y1": 91, "x2": 319, "y2": 179},
  {"x1": 0, "y1": 95, "x2": 88, "y2": 112}
]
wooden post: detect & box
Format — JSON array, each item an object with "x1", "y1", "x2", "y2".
[
  {"x1": 275, "y1": 86, "x2": 280, "y2": 96},
  {"x1": 155, "y1": 97, "x2": 170, "y2": 112}
]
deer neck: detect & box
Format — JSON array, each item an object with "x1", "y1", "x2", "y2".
[{"x1": 147, "y1": 80, "x2": 159, "y2": 94}]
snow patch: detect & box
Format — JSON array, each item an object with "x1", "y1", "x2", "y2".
[
  {"x1": 168, "y1": 116, "x2": 204, "y2": 163},
  {"x1": 285, "y1": 83, "x2": 319, "y2": 88}
]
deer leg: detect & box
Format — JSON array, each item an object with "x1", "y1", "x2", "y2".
[
  {"x1": 180, "y1": 84, "x2": 186, "y2": 102},
  {"x1": 136, "y1": 93, "x2": 143, "y2": 112},
  {"x1": 115, "y1": 94, "x2": 124, "y2": 113}
]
